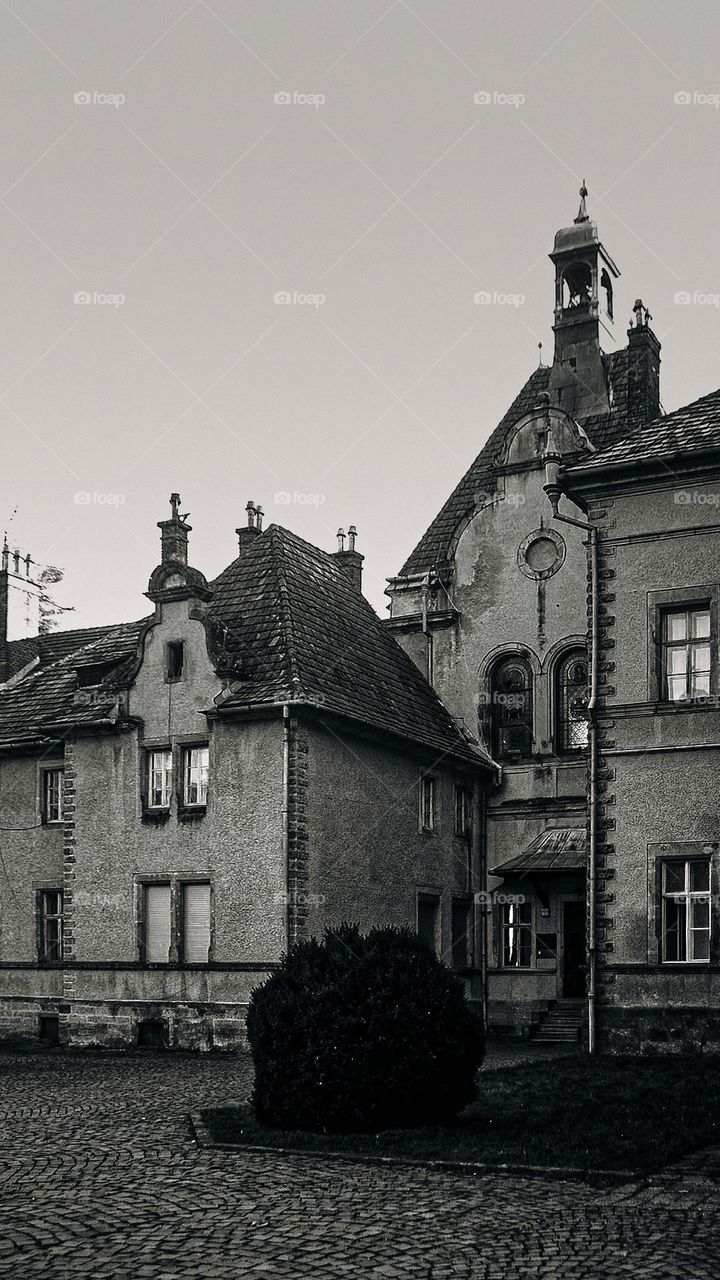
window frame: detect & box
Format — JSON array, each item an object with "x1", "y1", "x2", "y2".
[
  {"x1": 660, "y1": 605, "x2": 711, "y2": 705},
  {"x1": 138, "y1": 874, "x2": 213, "y2": 966},
  {"x1": 37, "y1": 888, "x2": 64, "y2": 964},
  {"x1": 555, "y1": 648, "x2": 589, "y2": 754},
  {"x1": 181, "y1": 743, "x2": 209, "y2": 810},
  {"x1": 40, "y1": 766, "x2": 63, "y2": 826},
  {"x1": 489, "y1": 655, "x2": 534, "y2": 761},
  {"x1": 454, "y1": 785, "x2": 471, "y2": 838},
  {"x1": 501, "y1": 899, "x2": 533, "y2": 969},
  {"x1": 419, "y1": 774, "x2": 438, "y2": 834},
  {"x1": 648, "y1": 586, "x2": 718, "y2": 706},
  {"x1": 165, "y1": 640, "x2": 185, "y2": 683},
  {"x1": 660, "y1": 858, "x2": 711, "y2": 965},
  {"x1": 146, "y1": 746, "x2": 173, "y2": 811}
]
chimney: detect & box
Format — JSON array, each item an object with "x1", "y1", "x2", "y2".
[
  {"x1": 158, "y1": 493, "x2": 191, "y2": 564},
  {"x1": 0, "y1": 534, "x2": 43, "y2": 676},
  {"x1": 627, "y1": 299, "x2": 661, "y2": 426},
  {"x1": 236, "y1": 500, "x2": 263, "y2": 555},
  {"x1": 334, "y1": 525, "x2": 364, "y2": 593}
]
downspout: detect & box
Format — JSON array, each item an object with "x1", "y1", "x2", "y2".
[
  {"x1": 475, "y1": 779, "x2": 489, "y2": 1035},
  {"x1": 543, "y1": 448, "x2": 599, "y2": 1055},
  {"x1": 282, "y1": 704, "x2": 291, "y2": 947}
]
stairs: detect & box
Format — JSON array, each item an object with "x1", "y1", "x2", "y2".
[{"x1": 532, "y1": 1001, "x2": 584, "y2": 1044}]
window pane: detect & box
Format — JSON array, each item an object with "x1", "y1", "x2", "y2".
[
  {"x1": 182, "y1": 883, "x2": 211, "y2": 963},
  {"x1": 691, "y1": 898, "x2": 710, "y2": 930},
  {"x1": 184, "y1": 746, "x2": 209, "y2": 805},
  {"x1": 664, "y1": 861, "x2": 685, "y2": 892},
  {"x1": 144, "y1": 884, "x2": 171, "y2": 963},
  {"x1": 691, "y1": 929, "x2": 711, "y2": 961},
  {"x1": 667, "y1": 675, "x2": 687, "y2": 701},
  {"x1": 666, "y1": 612, "x2": 687, "y2": 642},
  {"x1": 691, "y1": 672, "x2": 711, "y2": 698},
  {"x1": 664, "y1": 897, "x2": 686, "y2": 962},
  {"x1": 149, "y1": 750, "x2": 172, "y2": 807},
  {"x1": 667, "y1": 648, "x2": 688, "y2": 674},
  {"x1": 691, "y1": 610, "x2": 711, "y2": 639},
  {"x1": 690, "y1": 862, "x2": 710, "y2": 892},
  {"x1": 691, "y1": 645, "x2": 711, "y2": 674}
]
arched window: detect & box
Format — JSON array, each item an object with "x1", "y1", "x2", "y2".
[
  {"x1": 490, "y1": 657, "x2": 533, "y2": 759},
  {"x1": 556, "y1": 651, "x2": 589, "y2": 753},
  {"x1": 562, "y1": 262, "x2": 592, "y2": 310},
  {"x1": 600, "y1": 268, "x2": 613, "y2": 321}
]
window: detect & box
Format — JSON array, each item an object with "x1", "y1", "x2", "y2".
[
  {"x1": 166, "y1": 641, "x2": 184, "y2": 682},
  {"x1": 183, "y1": 745, "x2": 209, "y2": 807},
  {"x1": 557, "y1": 651, "x2": 589, "y2": 752},
  {"x1": 490, "y1": 657, "x2": 533, "y2": 759},
  {"x1": 454, "y1": 786, "x2": 471, "y2": 838},
  {"x1": 661, "y1": 606, "x2": 711, "y2": 702},
  {"x1": 451, "y1": 897, "x2": 472, "y2": 969},
  {"x1": 147, "y1": 748, "x2": 173, "y2": 809},
  {"x1": 502, "y1": 901, "x2": 532, "y2": 967},
  {"x1": 41, "y1": 768, "x2": 63, "y2": 824},
  {"x1": 181, "y1": 883, "x2": 211, "y2": 963},
  {"x1": 38, "y1": 890, "x2": 63, "y2": 963},
  {"x1": 417, "y1": 893, "x2": 440, "y2": 955},
  {"x1": 662, "y1": 859, "x2": 711, "y2": 962},
  {"x1": 142, "y1": 880, "x2": 212, "y2": 964},
  {"x1": 419, "y1": 775, "x2": 436, "y2": 832}
]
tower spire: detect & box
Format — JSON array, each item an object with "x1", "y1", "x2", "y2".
[{"x1": 575, "y1": 179, "x2": 589, "y2": 224}]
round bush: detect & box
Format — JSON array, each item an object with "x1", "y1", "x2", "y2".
[{"x1": 246, "y1": 923, "x2": 485, "y2": 1133}]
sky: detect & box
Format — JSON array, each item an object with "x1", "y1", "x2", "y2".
[{"x1": 1, "y1": 0, "x2": 720, "y2": 627}]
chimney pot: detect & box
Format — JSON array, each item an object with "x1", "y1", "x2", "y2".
[
  {"x1": 334, "y1": 525, "x2": 363, "y2": 593},
  {"x1": 237, "y1": 499, "x2": 261, "y2": 554}
]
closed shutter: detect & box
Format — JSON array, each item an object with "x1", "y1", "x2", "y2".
[
  {"x1": 182, "y1": 883, "x2": 211, "y2": 962},
  {"x1": 144, "y1": 884, "x2": 171, "y2": 963}
]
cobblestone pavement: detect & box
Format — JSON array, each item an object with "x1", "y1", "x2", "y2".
[{"x1": 0, "y1": 1049, "x2": 718, "y2": 1279}]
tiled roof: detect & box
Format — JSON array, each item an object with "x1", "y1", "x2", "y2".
[
  {"x1": 3, "y1": 624, "x2": 117, "y2": 680},
  {"x1": 491, "y1": 827, "x2": 587, "y2": 876},
  {"x1": 569, "y1": 385, "x2": 720, "y2": 474},
  {"x1": 398, "y1": 348, "x2": 634, "y2": 577},
  {"x1": 0, "y1": 622, "x2": 146, "y2": 746},
  {"x1": 0, "y1": 531, "x2": 492, "y2": 770},
  {"x1": 210, "y1": 526, "x2": 493, "y2": 769}
]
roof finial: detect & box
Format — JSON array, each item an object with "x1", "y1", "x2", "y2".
[
  {"x1": 538, "y1": 341, "x2": 543, "y2": 367},
  {"x1": 170, "y1": 492, "x2": 181, "y2": 520},
  {"x1": 574, "y1": 179, "x2": 589, "y2": 224}
]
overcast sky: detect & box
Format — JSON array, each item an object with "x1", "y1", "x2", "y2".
[{"x1": 1, "y1": 0, "x2": 719, "y2": 627}]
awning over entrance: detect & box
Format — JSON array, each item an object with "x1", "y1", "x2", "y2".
[{"x1": 490, "y1": 827, "x2": 587, "y2": 877}]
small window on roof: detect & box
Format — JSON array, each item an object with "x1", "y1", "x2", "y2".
[{"x1": 166, "y1": 641, "x2": 184, "y2": 682}]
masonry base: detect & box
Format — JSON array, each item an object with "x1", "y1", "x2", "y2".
[
  {"x1": 599, "y1": 1005, "x2": 720, "y2": 1055},
  {"x1": 0, "y1": 997, "x2": 249, "y2": 1052}
]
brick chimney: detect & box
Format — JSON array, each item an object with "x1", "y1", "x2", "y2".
[
  {"x1": 158, "y1": 493, "x2": 190, "y2": 564},
  {"x1": 626, "y1": 299, "x2": 661, "y2": 426},
  {"x1": 334, "y1": 525, "x2": 364, "y2": 593},
  {"x1": 236, "y1": 500, "x2": 263, "y2": 555}
]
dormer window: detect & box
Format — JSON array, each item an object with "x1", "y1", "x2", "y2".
[{"x1": 166, "y1": 641, "x2": 184, "y2": 682}]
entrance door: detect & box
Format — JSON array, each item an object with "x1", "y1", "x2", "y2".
[{"x1": 562, "y1": 901, "x2": 586, "y2": 997}]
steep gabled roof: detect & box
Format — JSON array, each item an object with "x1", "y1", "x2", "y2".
[
  {"x1": 398, "y1": 348, "x2": 635, "y2": 577},
  {"x1": 568, "y1": 385, "x2": 720, "y2": 475},
  {"x1": 210, "y1": 525, "x2": 493, "y2": 769}
]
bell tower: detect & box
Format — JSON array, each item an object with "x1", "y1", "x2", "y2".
[{"x1": 548, "y1": 183, "x2": 620, "y2": 421}]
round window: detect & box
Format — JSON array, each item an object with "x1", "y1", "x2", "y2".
[{"x1": 517, "y1": 529, "x2": 566, "y2": 581}]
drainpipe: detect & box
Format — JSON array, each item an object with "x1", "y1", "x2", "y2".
[
  {"x1": 543, "y1": 446, "x2": 599, "y2": 1055},
  {"x1": 475, "y1": 779, "x2": 489, "y2": 1035},
  {"x1": 282, "y1": 704, "x2": 291, "y2": 947},
  {"x1": 421, "y1": 572, "x2": 433, "y2": 685}
]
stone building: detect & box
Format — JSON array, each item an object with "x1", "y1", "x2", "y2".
[
  {"x1": 387, "y1": 187, "x2": 664, "y2": 1042},
  {"x1": 0, "y1": 500, "x2": 494, "y2": 1050}
]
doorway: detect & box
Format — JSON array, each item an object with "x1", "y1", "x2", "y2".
[{"x1": 562, "y1": 901, "x2": 586, "y2": 998}]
